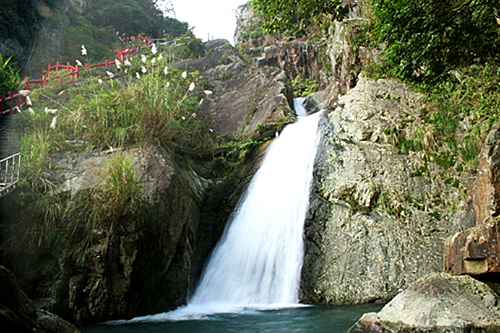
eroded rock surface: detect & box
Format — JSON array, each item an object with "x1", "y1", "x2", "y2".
[
  {"x1": 301, "y1": 77, "x2": 473, "y2": 305},
  {"x1": 350, "y1": 273, "x2": 500, "y2": 333},
  {"x1": 445, "y1": 125, "x2": 500, "y2": 280}
]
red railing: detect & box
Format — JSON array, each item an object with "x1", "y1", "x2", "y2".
[
  {"x1": 0, "y1": 91, "x2": 27, "y2": 116},
  {"x1": 0, "y1": 34, "x2": 154, "y2": 115}
]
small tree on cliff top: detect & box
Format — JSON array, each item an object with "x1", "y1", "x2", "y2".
[{"x1": 251, "y1": 0, "x2": 352, "y2": 37}]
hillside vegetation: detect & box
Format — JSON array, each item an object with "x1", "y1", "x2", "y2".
[{"x1": 0, "y1": 0, "x2": 189, "y2": 74}]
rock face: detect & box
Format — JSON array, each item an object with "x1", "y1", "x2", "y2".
[
  {"x1": 301, "y1": 77, "x2": 473, "y2": 305},
  {"x1": 234, "y1": 4, "x2": 327, "y2": 90},
  {"x1": 177, "y1": 39, "x2": 294, "y2": 138},
  {"x1": 350, "y1": 273, "x2": 500, "y2": 333},
  {"x1": 0, "y1": 265, "x2": 78, "y2": 333},
  {"x1": 445, "y1": 125, "x2": 500, "y2": 280},
  {"x1": 1, "y1": 144, "x2": 208, "y2": 324}
]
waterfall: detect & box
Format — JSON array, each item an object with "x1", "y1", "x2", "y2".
[{"x1": 120, "y1": 99, "x2": 323, "y2": 323}]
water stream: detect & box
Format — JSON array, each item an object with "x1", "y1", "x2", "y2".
[{"x1": 82, "y1": 100, "x2": 381, "y2": 332}]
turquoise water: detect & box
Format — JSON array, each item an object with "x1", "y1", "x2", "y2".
[{"x1": 81, "y1": 304, "x2": 382, "y2": 333}]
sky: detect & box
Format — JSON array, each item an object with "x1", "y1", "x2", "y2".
[{"x1": 167, "y1": 0, "x2": 249, "y2": 44}]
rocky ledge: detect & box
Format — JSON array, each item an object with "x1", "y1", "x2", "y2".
[{"x1": 350, "y1": 273, "x2": 500, "y2": 333}]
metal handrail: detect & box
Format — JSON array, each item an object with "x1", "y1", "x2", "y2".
[{"x1": 0, "y1": 152, "x2": 21, "y2": 198}]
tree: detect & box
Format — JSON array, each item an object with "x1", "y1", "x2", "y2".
[
  {"x1": 251, "y1": 0, "x2": 352, "y2": 36},
  {"x1": 371, "y1": 0, "x2": 500, "y2": 83}
]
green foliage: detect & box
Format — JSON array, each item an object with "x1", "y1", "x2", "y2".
[
  {"x1": 252, "y1": 0, "x2": 352, "y2": 36},
  {"x1": 0, "y1": 54, "x2": 22, "y2": 95},
  {"x1": 381, "y1": 63, "x2": 499, "y2": 170},
  {"x1": 370, "y1": 0, "x2": 500, "y2": 83},
  {"x1": 291, "y1": 76, "x2": 319, "y2": 97}
]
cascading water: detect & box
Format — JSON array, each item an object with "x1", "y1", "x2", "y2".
[{"x1": 120, "y1": 99, "x2": 323, "y2": 323}]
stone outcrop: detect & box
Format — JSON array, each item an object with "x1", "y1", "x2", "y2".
[
  {"x1": 0, "y1": 265, "x2": 78, "y2": 333},
  {"x1": 350, "y1": 273, "x2": 500, "y2": 333},
  {"x1": 1, "y1": 144, "x2": 208, "y2": 324},
  {"x1": 445, "y1": 125, "x2": 500, "y2": 280},
  {"x1": 177, "y1": 39, "x2": 294, "y2": 138},
  {"x1": 301, "y1": 77, "x2": 473, "y2": 305}
]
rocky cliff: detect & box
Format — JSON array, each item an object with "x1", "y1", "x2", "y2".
[{"x1": 301, "y1": 77, "x2": 474, "y2": 305}]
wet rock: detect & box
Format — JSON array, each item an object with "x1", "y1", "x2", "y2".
[
  {"x1": 302, "y1": 77, "x2": 472, "y2": 305},
  {"x1": 0, "y1": 265, "x2": 78, "y2": 333},
  {"x1": 349, "y1": 273, "x2": 500, "y2": 333}
]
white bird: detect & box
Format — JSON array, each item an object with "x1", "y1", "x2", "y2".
[
  {"x1": 50, "y1": 116, "x2": 57, "y2": 129},
  {"x1": 81, "y1": 45, "x2": 87, "y2": 56},
  {"x1": 44, "y1": 107, "x2": 58, "y2": 114},
  {"x1": 76, "y1": 60, "x2": 83, "y2": 67},
  {"x1": 182, "y1": 71, "x2": 188, "y2": 79},
  {"x1": 106, "y1": 71, "x2": 115, "y2": 78}
]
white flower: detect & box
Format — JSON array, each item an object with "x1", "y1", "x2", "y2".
[
  {"x1": 163, "y1": 66, "x2": 169, "y2": 75},
  {"x1": 124, "y1": 59, "x2": 132, "y2": 67},
  {"x1": 188, "y1": 82, "x2": 195, "y2": 91},
  {"x1": 151, "y1": 58, "x2": 156, "y2": 65},
  {"x1": 209, "y1": 128, "x2": 214, "y2": 133},
  {"x1": 151, "y1": 44, "x2": 157, "y2": 55},
  {"x1": 50, "y1": 116, "x2": 57, "y2": 129},
  {"x1": 198, "y1": 99, "x2": 204, "y2": 106},
  {"x1": 190, "y1": 112, "x2": 198, "y2": 118},
  {"x1": 136, "y1": 73, "x2": 141, "y2": 79},
  {"x1": 158, "y1": 54, "x2": 163, "y2": 60},
  {"x1": 58, "y1": 90, "x2": 65, "y2": 96},
  {"x1": 28, "y1": 107, "x2": 35, "y2": 115},
  {"x1": 98, "y1": 79, "x2": 104, "y2": 84},
  {"x1": 19, "y1": 90, "x2": 31, "y2": 97},
  {"x1": 81, "y1": 45, "x2": 87, "y2": 56},
  {"x1": 115, "y1": 59, "x2": 122, "y2": 69},
  {"x1": 166, "y1": 82, "x2": 171, "y2": 88},
  {"x1": 141, "y1": 66, "x2": 147, "y2": 73},
  {"x1": 181, "y1": 116, "x2": 186, "y2": 120},
  {"x1": 204, "y1": 90, "x2": 213, "y2": 95},
  {"x1": 106, "y1": 71, "x2": 115, "y2": 78},
  {"x1": 76, "y1": 60, "x2": 83, "y2": 67},
  {"x1": 181, "y1": 71, "x2": 188, "y2": 79},
  {"x1": 26, "y1": 96, "x2": 32, "y2": 106},
  {"x1": 141, "y1": 54, "x2": 147, "y2": 63},
  {"x1": 44, "y1": 107, "x2": 58, "y2": 114}
]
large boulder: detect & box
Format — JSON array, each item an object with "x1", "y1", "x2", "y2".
[
  {"x1": 350, "y1": 273, "x2": 500, "y2": 333},
  {"x1": 1, "y1": 144, "x2": 208, "y2": 324},
  {"x1": 301, "y1": 77, "x2": 473, "y2": 305}
]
